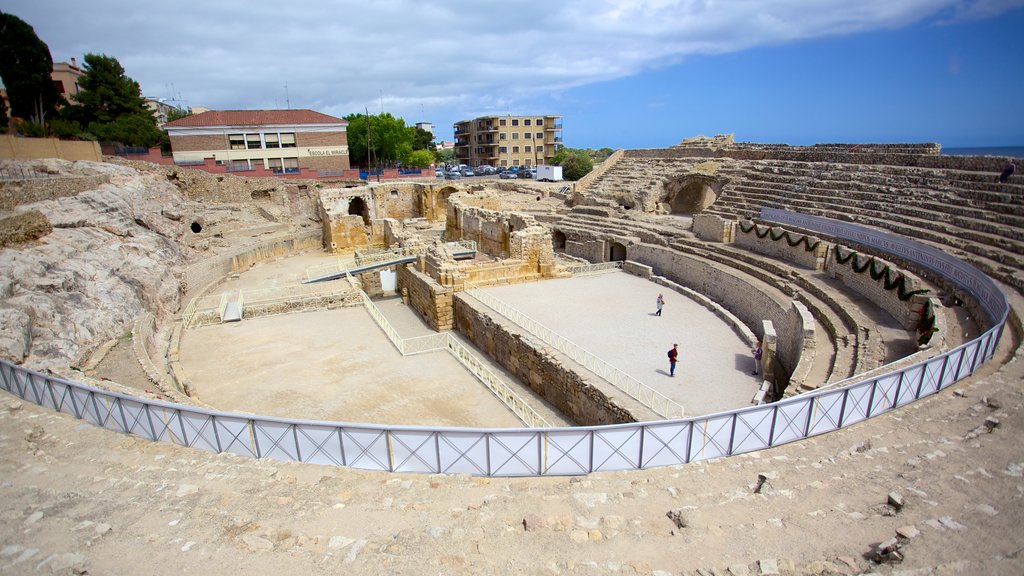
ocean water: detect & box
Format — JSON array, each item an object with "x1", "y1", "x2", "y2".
[{"x1": 942, "y1": 146, "x2": 1024, "y2": 159}]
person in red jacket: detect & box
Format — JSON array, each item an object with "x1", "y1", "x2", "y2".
[{"x1": 668, "y1": 344, "x2": 679, "y2": 377}]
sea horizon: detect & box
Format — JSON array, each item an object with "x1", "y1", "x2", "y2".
[{"x1": 942, "y1": 146, "x2": 1024, "y2": 159}]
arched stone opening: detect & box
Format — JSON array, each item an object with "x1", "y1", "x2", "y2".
[
  {"x1": 663, "y1": 176, "x2": 719, "y2": 214},
  {"x1": 609, "y1": 241, "x2": 627, "y2": 262},
  {"x1": 348, "y1": 197, "x2": 370, "y2": 226},
  {"x1": 552, "y1": 230, "x2": 567, "y2": 251},
  {"x1": 190, "y1": 220, "x2": 204, "y2": 233},
  {"x1": 250, "y1": 189, "x2": 272, "y2": 201}
]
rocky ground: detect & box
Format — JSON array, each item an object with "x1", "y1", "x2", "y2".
[{"x1": 0, "y1": 160, "x2": 1022, "y2": 575}]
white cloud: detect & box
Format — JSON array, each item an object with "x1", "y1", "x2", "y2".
[{"x1": 3, "y1": 0, "x2": 1019, "y2": 130}]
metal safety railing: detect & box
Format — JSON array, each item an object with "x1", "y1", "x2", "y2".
[
  {"x1": 305, "y1": 241, "x2": 477, "y2": 283},
  {"x1": 559, "y1": 260, "x2": 624, "y2": 276},
  {"x1": 0, "y1": 213, "x2": 1009, "y2": 476},
  {"x1": 465, "y1": 281, "x2": 685, "y2": 419}
]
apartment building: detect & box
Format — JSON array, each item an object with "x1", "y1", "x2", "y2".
[
  {"x1": 164, "y1": 109, "x2": 349, "y2": 173},
  {"x1": 51, "y1": 58, "x2": 85, "y2": 102},
  {"x1": 453, "y1": 115, "x2": 562, "y2": 168}
]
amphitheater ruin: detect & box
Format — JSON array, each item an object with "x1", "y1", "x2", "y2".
[{"x1": 0, "y1": 135, "x2": 1021, "y2": 575}]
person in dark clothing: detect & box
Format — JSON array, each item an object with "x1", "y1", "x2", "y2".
[
  {"x1": 668, "y1": 344, "x2": 679, "y2": 377},
  {"x1": 998, "y1": 161, "x2": 1016, "y2": 183}
]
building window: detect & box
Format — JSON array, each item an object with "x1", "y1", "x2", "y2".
[
  {"x1": 524, "y1": 119, "x2": 531, "y2": 126},
  {"x1": 537, "y1": 145, "x2": 544, "y2": 153},
  {"x1": 500, "y1": 159, "x2": 507, "y2": 167},
  {"x1": 500, "y1": 133, "x2": 506, "y2": 140},
  {"x1": 267, "y1": 158, "x2": 283, "y2": 172},
  {"x1": 512, "y1": 146, "x2": 519, "y2": 153},
  {"x1": 499, "y1": 146, "x2": 507, "y2": 153},
  {"x1": 536, "y1": 132, "x2": 543, "y2": 139},
  {"x1": 229, "y1": 134, "x2": 245, "y2": 150},
  {"x1": 246, "y1": 134, "x2": 262, "y2": 149},
  {"x1": 537, "y1": 119, "x2": 544, "y2": 126},
  {"x1": 511, "y1": 119, "x2": 519, "y2": 126},
  {"x1": 525, "y1": 146, "x2": 532, "y2": 152},
  {"x1": 280, "y1": 133, "x2": 296, "y2": 148},
  {"x1": 264, "y1": 133, "x2": 280, "y2": 148},
  {"x1": 525, "y1": 159, "x2": 532, "y2": 166},
  {"x1": 525, "y1": 133, "x2": 532, "y2": 139},
  {"x1": 499, "y1": 119, "x2": 506, "y2": 126},
  {"x1": 284, "y1": 158, "x2": 299, "y2": 173},
  {"x1": 511, "y1": 132, "x2": 519, "y2": 140}
]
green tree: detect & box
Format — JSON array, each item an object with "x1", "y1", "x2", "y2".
[
  {"x1": 0, "y1": 91, "x2": 8, "y2": 133},
  {"x1": 0, "y1": 12, "x2": 64, "y2": 123},
  {"x1": 435, "y1": 147, "x2": 455, "y2": 165},
  {"x1": 560, "y1": 150, "x2": 594, "y2": 181},
  {"x1": 343, "y1": 112, "x2": 415, "y2": 168},
  {"x1": 165, "y1": 107, "x2": 191, "y2": 123},
  {"x1": 403, "y1": 149, "x2": 435, "y2": 168},
  {"x1": 412, "y1": 126, "x2": 436, "y2": 151},
  {"x1": 61, "y1": 53, "x2": 162, "y2": 147}
]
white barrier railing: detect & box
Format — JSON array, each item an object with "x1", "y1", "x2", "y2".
[
  {"x1": 560, "y1": 260, "x2": 624, "y2": 276},
  {"x1": 306, "y1": 241, "x2": 477, "y2": 283},
  {"x1": 445, "y1": 336, "x2": 551, "y2": 428},
  {"x1": 218, "y1": 293, "x2": 228, "y2": 321},
  {"x1": 0, "y1": 214, "x2": 1007, "y2": 476},
  {"x1": 466, "y1": 283, "x2": 685, "y2": 419},
  {"x1": 181, "y1": 297, "x2": 199, "y2": 329}
]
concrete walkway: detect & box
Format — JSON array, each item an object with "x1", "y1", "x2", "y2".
[{"x1": 484, "y1": 271, "x2": 761, "y2": 416}]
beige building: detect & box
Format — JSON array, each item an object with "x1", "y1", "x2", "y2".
[
  {"x1": 51, "y1": 58, "x2": 85, "y2": 103},
  {"x1": 164, "y1": 109, "x2": 349, "y2": 173},
  {"x1": 453, "y1": 115, "x2": 562, "y2": 167}
]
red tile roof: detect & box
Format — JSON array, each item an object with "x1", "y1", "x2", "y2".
[{"x1": 165, "y1": 109, "x2": 347, "y2": 128}]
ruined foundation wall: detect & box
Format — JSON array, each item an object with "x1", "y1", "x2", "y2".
[
  {"x1": 454, "y1": 295, "x2": 636, "y2": 426},
  {"x1": 825, "y1": 247, "x2": 926, "y2": 330},
  {"x1": 735, "y1": 222, "x2": 827, "y2": 271},
  {"x1": 396, "y1": 263, "x2": 453, "y2": 331}
]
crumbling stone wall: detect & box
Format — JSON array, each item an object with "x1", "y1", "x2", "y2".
[
  {"x1": 454, "y1": 294, "x2": 636, "y2": 425},
  {"x1": 316, "y1": 182, "x2": 453, "y2": 252},
  {"x1": 396, "y1": 262, "x2": 453, "y2": 331},
  {"x1": 692, "y1": 213, "x2": 735, "y2": 243},
  {"x1": 0, "y1": 176, "x2": 111, "y2": 211}
]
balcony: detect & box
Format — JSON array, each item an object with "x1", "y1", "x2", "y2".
[{"x1": 545, "y1": 122, "x2": 563, "y2": 130}]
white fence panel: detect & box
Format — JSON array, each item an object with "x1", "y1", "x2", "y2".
[
  {"x1": 731, "y1": 405, "x2": 776, "y2": 455},
  {"x1": 807, "y1": 390, "x2": 846, "y2": 436},
  {"x1": 771, "y1": 398, "x2": 811, "y2": 445},
  {"x1": 148, "y1": 405, "x2": 186, "y2": 445},
  {"x1": 293, "y1": 424, "x2": 344, "y2": 466},
  {"x1": 592, "y1": 426, "x2": 643, "y2": 472},
  {"x1": 216, "y1": 416, "x2": 258, "y2": 458},
  {"x1": 437, "y1": 431, "x2": 490, "y2": 475},
  {"x1": 840, "y1": 381, "x2": 875, "y2": 427},
  {"x1": 181, "y1": 412, "x2": 220, "y2": 453},
  {"x1": 956, "y1": 341, "x2": 982, "y2": 381},
  {"x1": 870, "y1": 373, "x2": 902, "y2": 416},
  {"x1": 488, "y1": 431, "x2": 543, "y2": 476},
  {"x1": 340, "y1": 427, "x2": 391, "y2": 472},
  {"x1": 689, "y1": 414, "x2": 734, "y2": 461},
  {"x1": 896, "y1": 365, "x2": 924, "y2": 407},
  {"x1": 544, "y1": 430, "x2": 593, "y2": 475},
  {"x1": 920, "y1": 356, "x2": 946, "y2": 397},
  {"x1": 119, "y1": 398, "x2": 155, "y2": 440},
  {"x1": 391, "y1": 430, "x2": 440, "y2": 473},
  {"x1": 641, "y1": 421, "x2": 690, "y2": 468},
  {"x1": 255, "y1": 421, "x2": 300, "y2": 462}
]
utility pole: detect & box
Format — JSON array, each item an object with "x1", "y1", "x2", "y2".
[{"x1": 284, "y1": 82, "x2": 290, "y2": 110}]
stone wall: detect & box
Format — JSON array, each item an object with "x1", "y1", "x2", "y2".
[
  {"x1": 180, "y1": 230, "x2": 321, "y2": 300},
  {"x1": 0, "y1": 175, "x2": 111, "y2": 211},
  {"x1": 735, "y1": 222, "x2": 827, "y2": 271},
  {"x1": 396, "y1": 263, "x2": 453, "y2": 331},
  {"x1": 454, "y1": 295, "x2": 637, "y2": 425},
  {"x1": 564, "y1": 239, "x2": 606, "y2": 263},
  {"x1": 779, "y1": 301, "x2": 816, "y2": 393},
  {"x1": 825, "y1": 246, "x2": 926, "y2": 330},
  {"x1": 316, "y1": 182, "x2": 452, "y2": 252},
  {"x1": 692, "y1": 213, "x2": 735, "y2": 243},
  {"x1": 0, "y1": 135, "x2": 101, "y2": 161}
]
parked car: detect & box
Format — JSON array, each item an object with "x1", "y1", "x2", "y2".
[
  {"x1": 517, "y1": 168, "x2": 535, "y2": 179},
  {"x1": 498, "y1": 170, "x2": 517, "y2": 179},
  {"x1": 475, "y1": 165, "x2": 495, "y2": 176},
  {"x1": 444, "y1": 170, "x2": 461, "y2": 180},
  {"x1": 460, "y1": 167, "x2": 475, "y2": 177},
  {"x1": 435, "y1": 168, "x2": 444, "y2": 177}
]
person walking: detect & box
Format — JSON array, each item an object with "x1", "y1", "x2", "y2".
[
  {"x1": 752, "y1": 343, "x2": 763, "y2": 376},
  {"x1": 667, "y1": 343, "x2": 679, "y2": 377},
  {"x1": 655, "y1": 293, "x2": 665, "y2": 316}
]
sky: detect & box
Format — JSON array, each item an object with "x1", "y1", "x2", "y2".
[{"x1": 4, "y1": 0, "x2": 1024, "y2": 149}]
